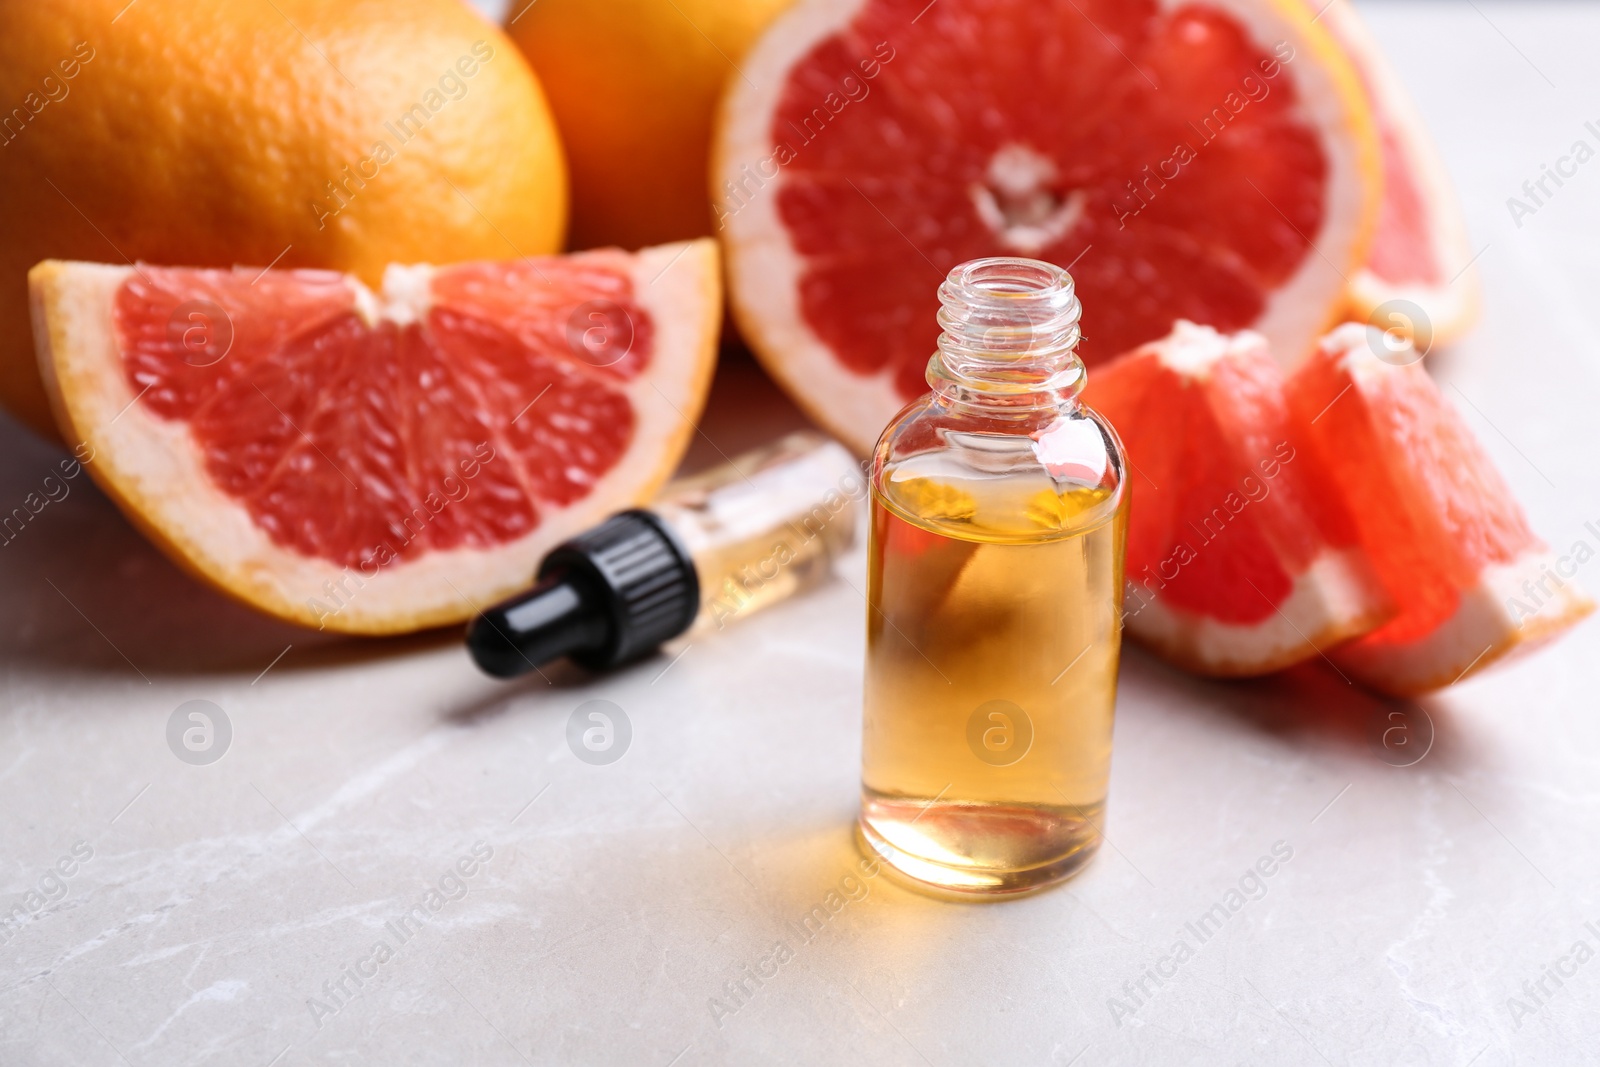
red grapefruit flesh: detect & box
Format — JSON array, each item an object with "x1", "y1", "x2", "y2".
[
  {"x1": 1086, "y1": 321, "x2": 1391, "y2": 675},
  {"x1": 1287, "y1": 325, "x2": 1591, "y2": 695},
  {"x1": 716, "y1": 0, "x2": 1380, "y2": 454},
  {"x1": 1303, "y1": 0, "x2": 1479, "y2": 348},
  {"x1": 29, "y1": 242, "x2": 721, "y2": 633}
]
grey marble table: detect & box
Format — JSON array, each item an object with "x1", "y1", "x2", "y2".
[{"x1": 5, "y1": 2, "x2": 1600, "y2": 1064}]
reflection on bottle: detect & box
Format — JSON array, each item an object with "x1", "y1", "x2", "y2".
[{"x1": 656, "y1": 431, "x2": 860, "y2": 634}]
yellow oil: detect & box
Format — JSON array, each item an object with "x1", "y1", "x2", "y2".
[{"x1": 859, "y1": 471, "x2": 1127, "y2": 898}]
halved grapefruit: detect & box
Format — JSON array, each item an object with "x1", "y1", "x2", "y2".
[
  {"x1": 1287, "y1": 324, "x2": 1590, "y2": 695},
  {"x1": 1303, "y1": 0, "x2": 1479, "y2": 348},
  {"x1": 1086, "y1": 321, "x2": 1391, "y2": 675},
  {"x1": 715, "y1": 0, "x2": 1380, "y2": 454},
  {"x1": 29, "y1": 242, "x2": 721, "y2": 634}
]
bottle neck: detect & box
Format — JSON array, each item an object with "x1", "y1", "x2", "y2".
[{"x1": 926, "y1": 257, "x2": 1085, "y2": 411}]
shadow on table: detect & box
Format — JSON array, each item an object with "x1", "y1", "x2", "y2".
[
  {"x1": 441, "y1": 657, "x2": 599, "y2": 726},
  {"x1": 1118, "y1": 644, "x2": 1473, "y2": 775}
]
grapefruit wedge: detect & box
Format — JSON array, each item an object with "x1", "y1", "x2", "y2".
[
  {"x1": 715, "y1": 0, "x2": 1380, "y2": 454},
  {"x1": 1287, "y1": 325, "x2": 1591, "y2": 695},
  {"x1": 1304, "y1": 0, "x2": 1479, "y2": 348},
  {"x1": 1086, "y1": 321, "x2": 1391, "y2": 676},
  {"x1": 29, "y1": 242, "x2": 720, "y2": 634}
]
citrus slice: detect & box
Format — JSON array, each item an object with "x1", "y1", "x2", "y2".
[
  {"x1": 715, "y1": 0, "x2": 1380, "y2": 454},
  {"x1": 1085, "y1": 321, "x2": 1391, "y2": 675},
  {"x1": 1287, "y1": 325, "x2": 1591, "y2": 695},
  {"x1": 29, "y1": 241, "x2": 720, "y2": 634},
  {"x1": 1302, "y1": 0, "x2": 1479, "y2": 348}
]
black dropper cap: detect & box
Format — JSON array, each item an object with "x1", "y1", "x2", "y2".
[{"x1": 466, "y1": 509, "x2": 700, "y2": 678}]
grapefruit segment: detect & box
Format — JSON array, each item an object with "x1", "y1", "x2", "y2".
[
  {"x1": 30, "y1": 241, "x2": 721, "y2": 634},
  {"x1": 1087, "y1": 321, "x2": 1392, "y2": 675},
  {"x1": 716, "y1": 0, "x2": 1380, "y2": 453},
  {"x1": 1305, "y1": 0, "x2": 1479, "y2": 347},
  {"x1": 1287, "y1": 324, "x2": 1591, "y2": 695}
]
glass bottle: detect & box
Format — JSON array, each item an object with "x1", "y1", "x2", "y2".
[
  {"x1": 656, "y1": 430, "x2": 860, "y2": 635},
  {"x1": 857, "y1": 256, "x2": 1129, "y2": 899},
  {"x1": 467, "y1": 431, "x2": 861, "y2": 677}
]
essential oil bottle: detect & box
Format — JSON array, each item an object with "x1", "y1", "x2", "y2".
[
  {"x1": 858, "y1": 257, "x2": 1129, "y2": 899},
  {"x1": 468, "y1": 431, "x2": 859, "y2": 678}
]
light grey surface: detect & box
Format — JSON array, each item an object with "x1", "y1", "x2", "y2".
[{"x1": 4, "y1": 2, "x2": 1600, "y2": 1064}]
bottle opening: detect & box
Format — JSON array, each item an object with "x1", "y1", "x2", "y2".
[
  {"x1": 948, "y1": 257, "x2": 1070, "y2": 298},
  {"x1": 932, "y1": 256, "x2": 1084, "y2": 395}
]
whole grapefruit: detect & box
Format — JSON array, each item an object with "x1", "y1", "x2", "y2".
[
  {"x1": 506, "y1": 0, "x2": 792, "y2": 250},
  {"x1": 0, "y1": 0, "x2": 567, "y2": 439}
]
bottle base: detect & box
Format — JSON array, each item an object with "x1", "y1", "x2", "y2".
[{"x1": 856, "y1": 796, "x2": 1103, "y2": 901}]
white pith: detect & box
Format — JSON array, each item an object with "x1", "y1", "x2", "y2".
[
  {"x1": 1319, "y1": 320, "x2": 1406, "y2": 385},
  {"x1": 1333, "y1": 548, "x2": 1594, "y2": 696},
  {"x1": 29, "y1": 242, "x2": 721, "y2": 634},
  {"x1": 1150, "y1": 320, "x2": 1270, "y2": 380},
  {"x1": 1126, "y1": 546, "x2": 1391, "y2": 676},
  {"x1": 372, "y1": 264, "x2": 434, "y2": 327},
  {"x1": 714, "y1": 0, "x2": 1378, "y2": 454},
  {"x1": 970, "y1": 144, "x2": 1087, "y2": 255}
]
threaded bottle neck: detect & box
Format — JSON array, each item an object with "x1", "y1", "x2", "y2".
[{"x1": 929, "y1": 257, "x2": 1084, "y2": 404}]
